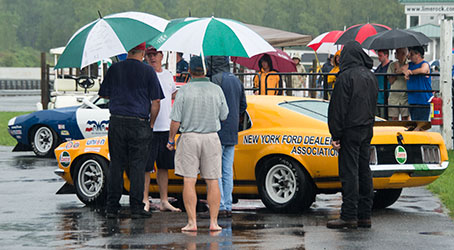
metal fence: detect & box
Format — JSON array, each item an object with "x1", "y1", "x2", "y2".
[
  {"x1": 0, "y1": 79, "x2": 41, "y2": 90},
  {"x1": 246, "y1": 71, "x2": 442, "y2": 120}
]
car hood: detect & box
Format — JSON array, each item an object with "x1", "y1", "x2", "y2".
[{"x1": 13, "y1": 106, "x2": 79, "y2": 124}]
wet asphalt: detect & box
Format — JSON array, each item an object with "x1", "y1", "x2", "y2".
[
  {"x1": 1, "y1": 146, "x2": 454, "y2": 250},
  {"x1": 0, "y1": 92, "x2": 40, "y2": 112}
]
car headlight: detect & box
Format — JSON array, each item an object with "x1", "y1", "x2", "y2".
[
  {"x1": 370, "y1": 146, "x2": 377, "y2": 165},
  {"x1": 8, "y1": 117, "x2": 16, "y2": 126},
  {"x1": 421, "y1": 145, "x2": 440, "y2": 164}
]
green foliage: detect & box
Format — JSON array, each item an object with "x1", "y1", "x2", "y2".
[
  {"x1": 428, "y1": 150, "x2": 454, "y2": 217},
  {"x1": 0, "y1": 111, "x2": 30, "y2": 146},
  {"x1": 0, "y1": 47, "x2": 41, "y2": 67},
  {"x1": 0, "y1": 0, "x2": 406, "y2": 67}
]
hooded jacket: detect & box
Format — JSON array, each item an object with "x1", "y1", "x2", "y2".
[
  {"x1": 209, "y1": 56, "x2": 247, "y2": 145},
  {"x1": 328, "y1": 41, "x2": 378, "y2": 141}
]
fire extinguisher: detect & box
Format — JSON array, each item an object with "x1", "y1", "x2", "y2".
[{"x1": 430, "y1": 95, "x2": 443, "y2": 125}]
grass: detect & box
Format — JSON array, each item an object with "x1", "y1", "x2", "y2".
[
  {"x1": 428, "y1": 150, "x2": 454, "y2": 217},
  {"x1": 0, "y1": 112, "x2": 30, "y2": 146}
]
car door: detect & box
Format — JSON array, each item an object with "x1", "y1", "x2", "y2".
[{"x1": 76, "y1": 98, "x2": 110, "y2": 139}]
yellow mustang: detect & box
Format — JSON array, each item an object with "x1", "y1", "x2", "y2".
[{"x1": 54, "y1": 95, "x2": 449, "y2": 212}]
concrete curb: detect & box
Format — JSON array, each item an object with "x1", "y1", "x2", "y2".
[{"x1": 0, "y1": 90, "x2": 41, "y2": 96}]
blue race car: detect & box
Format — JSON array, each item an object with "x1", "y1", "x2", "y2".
[{"x1": 8, "y1": 97, "x2": 109, "y2": 157}]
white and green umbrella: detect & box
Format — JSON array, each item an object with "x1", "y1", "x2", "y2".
[
  {"x1": 148, "y1": 16, "x2": 275, "y2": 58},
  {"x1": 165, "y1": 17, "x2": 199, "y2": 30},
  {"x1": 55, "y1": 11, "x2": 168, "y2": 69}
]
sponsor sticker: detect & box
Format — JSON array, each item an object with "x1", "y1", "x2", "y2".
[
  {"x1": 10, "y1": 130, "x2": 22, "y2": 135},
  {"x1": 59, "y1": 151, "x2": 71, "y2": 167},
  {"x1": 65, "y1": 141, "x2": 74, "y2": 149},
  {"x1": 73, "y1": 141, "x2": 80, "y2": 149},
  {"x1": 86, "y1": 138, "x2": 106, "y2": 146},
  {"x1": 58, "y1": 124, "x2": 66, "y2": 130},
  {"x1": 10, "y1": 125, "x2": 22, "y2": 129},
  {"x1": 395, "y1": 146, "x2": 407, "y2": 164},
  {"x1": 84, "y1": 147, "x2": 101, "y2": 153},
  {"x1": 85, "y1": 120, "x2": 109, "y2": 133},
  {"x1": 61, "y1": 130, "x2": 70, "y2": 136}
]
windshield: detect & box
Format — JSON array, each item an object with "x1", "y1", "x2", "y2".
[
  {"x1": 279, "y1": 100, "x2": 329, "y2": 122},
  {"x1": 279, "y1": 100, "x2": 383, "y2": 122},
  {"x1": 81, "y1": 96, "x2": 109, "y2": 109}
]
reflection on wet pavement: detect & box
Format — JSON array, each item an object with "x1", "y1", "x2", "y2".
[{"x1": 1, "y1": 148, "x2": 454, "y2": 249}]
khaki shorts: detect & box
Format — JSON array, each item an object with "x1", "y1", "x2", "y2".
[
  {"x1": 388, "y1": 99, "x2": 409, "y2": 118},
  {"x1": 174, "y1": 132, "x2": 222, "y2": 179}
]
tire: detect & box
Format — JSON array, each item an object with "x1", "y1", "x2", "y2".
[
  {"x1": 31, "y1": 126, "x2": 58, "y2": 157},
  {"x1": 257, "y1": 157, "x2": 316, "y2": 213},
  {"x1": 74, "y1": 155, "x2": 108, "y2": 206},
  {"x1": 373, "y1": 188, "x2": 402, "y2": 209}
]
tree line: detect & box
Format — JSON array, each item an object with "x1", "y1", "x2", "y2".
[{"x1": 0, "y1": 0, "x2": 405, "y2": 67}]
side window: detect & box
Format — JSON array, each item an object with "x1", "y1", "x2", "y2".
[{"x1": 239, "y1": 111, "x2": 252, "y2": 132}]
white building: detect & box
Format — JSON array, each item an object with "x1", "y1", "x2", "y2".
[{"x1": 400, "y1": 0, "x2": 454, "y2": 61}]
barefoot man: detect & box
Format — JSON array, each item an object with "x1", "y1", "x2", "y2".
[
  {"x1": 167, "y1": 56, "x2": 229, "y2": 232},
  {"x1": 143, "y1": 47, "x2": 181, "y2": 212}
]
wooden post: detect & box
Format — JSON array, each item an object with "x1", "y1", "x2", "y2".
[
  {"x1": 40, "y1": 52, "x2": 49, "y2": 110},
  {"x1": 310, "y1": 59, "x2": 317, "y2": 98},
  {"x1": 440, "y1": 18, "x2": 453, "y2": 149}
]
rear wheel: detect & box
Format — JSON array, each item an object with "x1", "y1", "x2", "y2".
[
  {"x1": 74, "y1": 155, "x2": 108, "y2": 206},
  {"x1": 257, "y1": 157, "x2": 316, "y2": 213},
  {"x1": 31, "y1": 126, "x2": 58, "y2": 157},
  {"x1": 373, "y1": 188, "x2": 402, "y2": 209}
]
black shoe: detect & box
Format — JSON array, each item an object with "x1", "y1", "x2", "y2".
[
  {"x1": 327, "y1": 219, "x2": 358, "y2": 229},
  {"x1": 358, "y1": 219, "x2": 372, "y2": 228},
  {"x1": 106, "y1": 210, "x2": 119, "y2": 219},
  {"x1": 218, "y1": 210, "x2": 232, "y2": 218},
  {"x1": 131, "y1": 209, "x2": 152, "y2": 219}
]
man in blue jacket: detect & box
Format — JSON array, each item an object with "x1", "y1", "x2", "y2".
[{"x1": 207, "y1": 56, "x2": 247, "y2": 218}]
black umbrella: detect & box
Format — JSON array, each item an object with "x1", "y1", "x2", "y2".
[{"x1": 362, "y1": 29, "x2": 432, "y2": 50}]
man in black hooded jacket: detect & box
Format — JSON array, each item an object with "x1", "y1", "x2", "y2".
[{"x1": 327, "y1": 41, "x2": 378, "y2": 229}]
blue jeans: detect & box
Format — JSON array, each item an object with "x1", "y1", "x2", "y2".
[
  {"x1": 409, "y1": 105, "x2": 430, "y2": 121},
  {"x1": 218, "y1": 145, "x2": 235, "y2": 211}
]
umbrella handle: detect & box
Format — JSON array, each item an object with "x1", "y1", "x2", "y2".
[
  {"x1": 313, "y1": 52, "x2": 321, "y2": 72},
  {"x1": 201, "y1": 49, "x2": 207, "y2": 75}
]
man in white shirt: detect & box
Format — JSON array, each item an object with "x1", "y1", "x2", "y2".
[{"x1": 143, "y1": 47, "x2": 181, "y2": 212}]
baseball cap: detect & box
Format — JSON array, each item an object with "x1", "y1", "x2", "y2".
[
  {"x1": 130, "y1": 42, "x2": 146, "y2": 51},
  {"x1": 190, "y1": 56, "x2": 204, "y2": 72},
  {"x1": 145, "y1": 46, "x2": 161, "y2": 55}
]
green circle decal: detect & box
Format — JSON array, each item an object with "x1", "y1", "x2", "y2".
[
  {"x1": 60, "y1": 151, "x2": 71, "y2": 167},
  {"x1": 395, "y1": 146, "x2": 407, "y2": 164}
]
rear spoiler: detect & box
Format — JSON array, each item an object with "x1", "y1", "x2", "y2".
[{"x1": 374, "y1": 121, "x2": 431, "y2": 131}]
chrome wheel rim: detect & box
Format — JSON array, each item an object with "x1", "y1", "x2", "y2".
[
  {"x1": 78, "y1": 159, "x2": 104, "y2": 198},
  {"x1": 34, "y1": 127, "x2": 53, "y2": 153},
  {"x1": 265, "y1": 164, "x2": 297, "y2": 204}
]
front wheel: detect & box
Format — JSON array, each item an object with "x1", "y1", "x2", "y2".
[
  {"x1": 373, "y1": 188, "x2": 402, "y2": 209},
  {"x1": 257, "y1": 157, "x2": 316, "y2": 213},
  {"x1": 31, "y1": 126, "x2": 58, "y2": 157},
  {"x1": 74, "y1": 155, "x2": 108, "y2": 206}
]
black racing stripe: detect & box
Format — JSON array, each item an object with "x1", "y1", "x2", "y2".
[
  {"x1": 313, "y1": 177, "x2": 339, "y2": 183},
  {"x1": 314, "y1": 170, "x2": 445, "y2": 182}
]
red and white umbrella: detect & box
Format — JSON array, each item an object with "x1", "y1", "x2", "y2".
[
  {"x1": 335, "y1": 23, "x2": 391, "y2": 45},
  {"x1": 307, "y1": 30, "x2": 343, "y2": 54}
]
